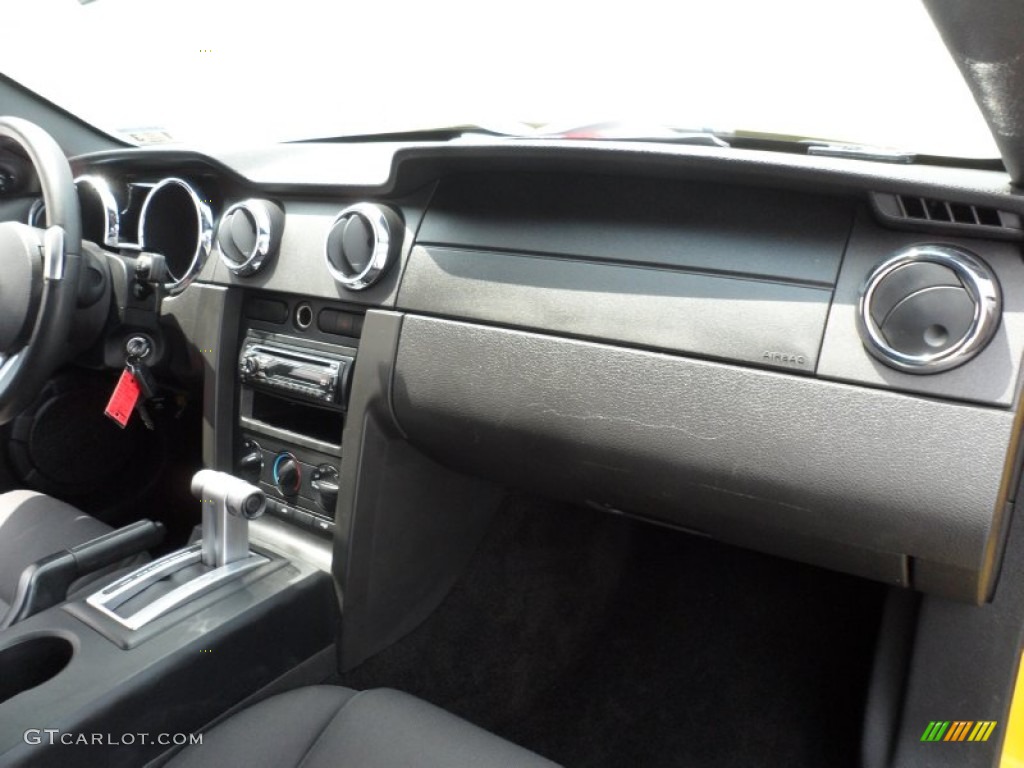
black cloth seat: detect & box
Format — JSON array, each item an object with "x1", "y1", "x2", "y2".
[
  {"x1": 166, "y1": 685, "x2": 559, "y2": 768},
  {"x1": 0, "y1": 490, "x2": 141, "y2": 623}
]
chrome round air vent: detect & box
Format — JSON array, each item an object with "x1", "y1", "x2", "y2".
[
  {"x1": 27, "y1": 176, "x2": 120, "y2": 248},
  {"x1": 857, "y1": 245, "x2": 1001, "y2": 374},
  {"x1": 323, "y1": 203, "x2": 400, "y2": 290},
  {"x1": 216, "y1": 199, "x2": 284, "y2": 276},
  {"x1": 138, "y1": 177, "x2": 213, "y2": 294}
]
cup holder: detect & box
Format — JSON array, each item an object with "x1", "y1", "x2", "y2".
[{"x1": 0, "y1": 634, "x2": 74, "y2": 704}]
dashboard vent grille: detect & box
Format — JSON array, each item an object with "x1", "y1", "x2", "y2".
[
  {"x1": 899, "y1": 195, "x2": 1004, "y2": 226},
  {"x1": 871, "y1": 193, "x2": 1023, "y2": 241}
]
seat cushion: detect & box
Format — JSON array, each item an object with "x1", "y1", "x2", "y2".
[
  {"x1": 0, "y1": 490, "x2": 113, "y2": 606},
  {"x1": 167, "y1": 686, "x2": 559, "y2": 768}
]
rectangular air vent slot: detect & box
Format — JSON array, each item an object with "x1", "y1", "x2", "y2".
[
  {"x1": 948, "y1": 203, "x2": 975, "y2": 224},
  {"x1": 899, "y1": 196, "x2": 928, "y2": 220},
  {"x1": 976, "y1": 206, "x2": 1002, "y2": 227},
  {"x1": 922, "y1": 198, "x2": 952, "y2": 222},
  {"x1": 872, "y1": 192, "x2": 1024, "y2": 240}
]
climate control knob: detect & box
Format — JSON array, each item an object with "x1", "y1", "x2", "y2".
[
  {"x1": 272, "y1": 452, "x2": 301, "y2": 497},
  {"x1": 311, "y1": 464, "x2": 340, "y2": 512},
  {"x1": 237, "y1": 439, "x2": 263, "y2": 484}
]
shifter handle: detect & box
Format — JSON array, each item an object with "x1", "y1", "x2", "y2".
[
  {"x1": 191, "y1": 470, "x2": 266, "y2": 567},
  {"x1": 191, "y1": 469, "x2": 266, "y2": 519}
]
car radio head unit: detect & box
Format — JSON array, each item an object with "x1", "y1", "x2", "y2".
[{"x1": 239, "y1": 337, "x2": 352, "y2": 408}]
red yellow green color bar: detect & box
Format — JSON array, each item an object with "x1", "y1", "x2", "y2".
[{"x1": 922, "y1": 721, "x2": 997, "y2": 742}]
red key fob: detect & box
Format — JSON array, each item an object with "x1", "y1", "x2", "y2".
[{"x1": 105, "y1": 368, "x2": 142, "y2": 428}]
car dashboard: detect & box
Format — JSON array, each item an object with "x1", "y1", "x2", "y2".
[
  {"x1": 3, "y1": 129, "x2": 1024, "y2": 767},
  {"x1": 2, "y1": 137, "x2": 1024, "y2": 614},
  {"x1": 11, "y1": 137, "x2": 1023, "y2": 613}
]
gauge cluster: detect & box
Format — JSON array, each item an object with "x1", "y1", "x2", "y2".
[{"x1": 26, "y1": 173, "x2": 223, "y2": 294}]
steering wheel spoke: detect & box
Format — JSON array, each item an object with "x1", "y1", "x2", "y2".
[{"x1": 42, "y1": 226, "x2": 66, "y2": 282}]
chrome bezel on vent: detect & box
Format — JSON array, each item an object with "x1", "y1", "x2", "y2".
[
  {"x1": 857, "y1": 245, "x2": 1002, "y2": 374},
  {"x1": 217, "y1": 199, "x2": 274, "y2": 276},
  {"x1": 138, "y1": 177, "x2": 213, "y2": 294},
  {"x1": 323, "y1": 202, "x2": 393, "y2": 291}
]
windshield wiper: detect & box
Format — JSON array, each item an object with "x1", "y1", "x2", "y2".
[
  {"x1": 540, "y1": 123, "x2": 931, "y2": 163},
  {"x1": 288, "y1": 124, "x2": 534, "y2": 144},
  {"x1": 535, "y1": 122, "x2": 729, "y2": 147},
  {"x1": 802, "y1": 142, "x2": 915, "y2": 164}
]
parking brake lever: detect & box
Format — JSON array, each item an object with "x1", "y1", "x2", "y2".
[{"x1": 1, "y1": 519, "x2": 166, "y2": 629}]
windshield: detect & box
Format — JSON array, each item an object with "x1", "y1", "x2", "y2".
[{"x1": 1, "y1": 0, "x2": 1001, "y2": 159}]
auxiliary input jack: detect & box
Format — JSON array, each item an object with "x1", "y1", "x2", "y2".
[{"x1": 294, "y1": 302, "x2": 313, "y2": 330}]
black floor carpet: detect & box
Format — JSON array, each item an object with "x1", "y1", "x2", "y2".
[{"x1": 340, "y1": 495, "x2": 886, "y2": 768}]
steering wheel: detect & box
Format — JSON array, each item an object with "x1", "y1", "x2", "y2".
[{"x1": 0, "y1": 117, "x2": 82, "y2": 425}]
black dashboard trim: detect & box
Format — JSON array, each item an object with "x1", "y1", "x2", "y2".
[{"x1": 71, "y1": 139, "x2": 1022, "y2": 208}]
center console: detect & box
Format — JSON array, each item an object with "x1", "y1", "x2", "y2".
[
  {"x1": 0, "y1": 467, "x2": 338, "y2": 768},
  {"x1": 233, "y1": 292, "x2": 363, "y2": 551}
]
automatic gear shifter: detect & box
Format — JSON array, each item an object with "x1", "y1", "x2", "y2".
[
  {"x1": 85, "y1": 470, "x2": 270, "y2": 630},
  {"x1": 192, "y1": 469, "x2": 266, "y2": 567}
]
